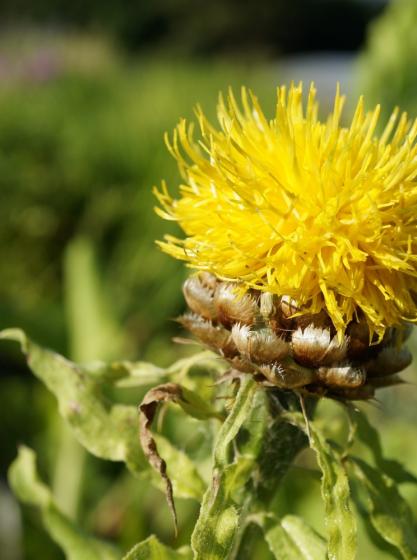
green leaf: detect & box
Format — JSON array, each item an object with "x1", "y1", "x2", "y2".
[
  {"x1": 191, "y1": 378, "x2": 268, "y2": 560},
  {"x1": 261, "y1": 514, "x2": 326, "y2": 560},
  {"x1": 256, "y1": 415, "x2": 308, "y2": 501},
  {"x1": 309, "y1": 425, "x2": 357, "y2": 560},
  {"x1": 0, "y1": 329, "x2": 206, "y2": 501},
  {"x1": 109, "y1": 360, "x2": 171, "y2": 387},
  {"x1": 349, "y1": 408, "x2": 417, "y2": 484},
  {"x1": 64, "y1": 235, "x2": 126, "y2": 362},
  {"x1": 123, "y1": 535, "x2": 192, "y2": 560},
  {"x1": 286, "y1": 411, "x2": 357, "y2": 560},
  {"x1": 80, "y1": 349, "x2": 223, "y2": 389},
  {"x1": 350, "y1": 456, "x2": 417, "y2": 560},
  {"x1": 8, "y1": 446, "x2": 119, "y2": 560},
  {"x1": 0, "y1": 328, "x2": 145, "y2": 464},
  {"x1": 178, "y1": 385, "x2": 224, "y2": 421}
]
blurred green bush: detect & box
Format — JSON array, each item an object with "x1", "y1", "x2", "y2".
[
  {"x1": 0, "y1": 33, "x2": 274, "y2": 362},
  {"x1": 358, "y1": 0, "x2": 417, "y2": 119}
]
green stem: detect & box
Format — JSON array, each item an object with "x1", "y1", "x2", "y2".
[
  {"x1": 190, "y1": 378, "x2": 260, "y2": 560},
  {"x1": 231, "y1": 390, "x2": 312, "y2": 557},
  {"x1": 191, "y1": 383, "x2": 313, "y2": 559}
]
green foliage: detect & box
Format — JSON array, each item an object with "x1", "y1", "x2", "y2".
[
  {"x1": 308, "y1": 425, "x2": 357, "y2": 560},
  {"x1": 261, "y1": 514, "x2": 326, "y2": 560},
  {"x1": 0, "y1": 46, "x2": 273, "y2": 359},
  {"x1": 0, "y1": 55, "x2": 273, "y2": 555},
  {"x1": 350, "y1": 408, "x2": 417, "y2": 485},
  {"x1": 350, "y1": 458, "x2": 417, "y2": 560},
  {"x1": 2, "y1": 32, "x2": 417, "y2": 559},
  {"x1": 123, "y1": 536, "x2": 192, "y2": 560},
  {"x1": 9, "y1": 446, "x2": 192, "y2": 560},
  {"x1": 9, "y1": 446, "x2": 120, "y2": 560},
  {"x1": 64, "y1": 235, "x2": 127, "y2": 362},
  {"x1": 4, "y1": 329, "x2": 417, "y2": 559},
  {"x1": 285, "y1": 412, "x2": 357, "y2": 560},
  {"x1": 359, "y1": 0, "x2": 417, "y2": 120},
  {"x1": 191, "y1": 379, "x2": 267, "y2": 559},
  {"x1": 0, "y1": 328, "x2": 220, "y2": 503}
]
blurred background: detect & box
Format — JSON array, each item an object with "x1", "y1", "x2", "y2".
[{"x1": 2, "y1": 0, "x2": 417, "y2": 558}]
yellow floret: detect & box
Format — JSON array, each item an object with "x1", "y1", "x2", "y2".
[{"x1": 154, "y1": 83, "x2": 417, "y2": 340}]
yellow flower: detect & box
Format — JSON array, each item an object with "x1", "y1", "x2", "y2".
[{"x1": 155, "y1": 83, "x2": 417, "y2": 340}]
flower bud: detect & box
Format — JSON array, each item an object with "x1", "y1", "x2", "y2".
[
  {"x1": 178, "y1": 313, "x2": 236, "y2": 356},
  {"x1": 231, "y1": 324, "x2": 289, "y2": 363},
  {"x1": 214, "y1": 283, "x2": 258, "y2": 327},
  {"x1": 183, "y1": 273, "x2": 217, "y2": 321},
  {"x1": 258, "y1": 359, "x2": 316, "y2": 388},
  {"x1": 317, "y1": 365, "x2": 366, "y2": 388},
  {"x1": 292, "y1": 326, "x2": 348, "y2": 367}
]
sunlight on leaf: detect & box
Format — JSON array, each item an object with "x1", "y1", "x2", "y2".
[
  {"x1": 123, "y1": 535, "x2": 192, "y2": 560},
  {"x1": 260, "y1": 513, "x2": 326, "y2": 560},
  {"x1": 114, "y1": 351, "x2": 226, "y2": 388}
]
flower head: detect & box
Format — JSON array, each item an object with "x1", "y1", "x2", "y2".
[{"x1": 155, "y1": 83, "x2": 417, "y2": 340}]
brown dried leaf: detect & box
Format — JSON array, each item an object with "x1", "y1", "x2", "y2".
[{"x1": 139, "y1": 382, "x2": 221, "y2": 535}]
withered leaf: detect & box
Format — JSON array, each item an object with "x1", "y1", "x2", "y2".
[{"x1": 139, "y1": 382, "x2": 222, "y2": 535}]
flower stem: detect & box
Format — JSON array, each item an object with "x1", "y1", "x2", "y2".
[{"x1": 192, "y1": 382, "x2": 313, "y2": 559}]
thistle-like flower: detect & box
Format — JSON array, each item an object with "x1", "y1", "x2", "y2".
[{"x1": 155, "y1": 84, "x2": 416, "y2": 399}]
